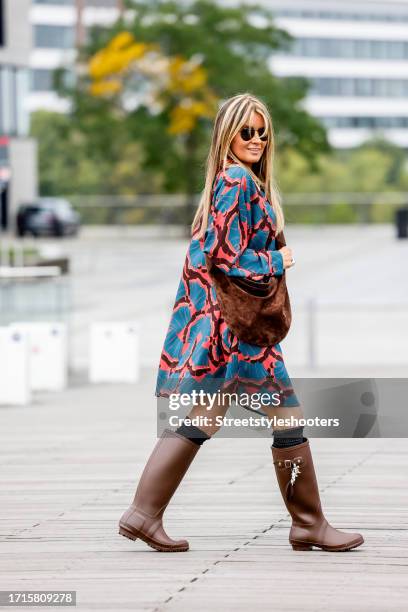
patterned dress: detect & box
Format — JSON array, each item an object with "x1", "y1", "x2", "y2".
[{"x1": 155, "y1": 163, "x2": 299, "y2": 410}]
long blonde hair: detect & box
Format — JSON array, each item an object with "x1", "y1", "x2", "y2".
[{"x1": 192, "y1": 93, "x2": 284, "y2": 239}]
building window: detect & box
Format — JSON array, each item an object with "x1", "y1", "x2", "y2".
[
  {"x1": 0, "y1": 67, "x2": 14, "y2": 135},
  {"x1": 31, "y1": 69, "x2": 51, "y2": 92},
  {"x1": 34, "y1": 0, "x2": 119, "y2": 4},
  {"x1": 84, "y1": 0, "x2": 120, "y2": 6},
  {"x1": 31, "y1": 69, "x2": 55, "y2": 92},
  {"x1": 34, "y1": 1, "x2": 74, "y2": 5},
  {"x1": 320, "y1": 116, "x2": 408, "y2": 129},
  {"x1": 355, "y1": 79, "x2": 372, "y2": 96},
  {"x1": 16, "y1": 69, "x2": 30, "y2": 136},
  {"x1": 30, "y1": 68, "x2": 75, "y2": 92},
  {"x1": 288, "y1": 38, "x2": 408, "y2": 60},
  {"x1": 0, "y1": 0, "x2": 4, "y2": 47},
  {"x1": 310, "y1": 77, "x2": 408, "y2": 98},
  {"x1": 273, "y1": 9, "x2": 408, "y2": 23},
  {"x1": 0, "y1": 66, "x2": 29, "y2": 136},
  {"x1": 34, "y1": 25, "x2": 75, "y2": 49}
]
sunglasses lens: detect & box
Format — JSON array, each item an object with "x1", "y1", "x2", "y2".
[
  {"x1": 240, "y1": 127, "x2": 252, "y2": 141},
  {"x1": 258, "y1": 127, "x2": 268, "y2": 141},
  {"x1": 239, "y1": 126, "x2": 268, "y2": 142}
]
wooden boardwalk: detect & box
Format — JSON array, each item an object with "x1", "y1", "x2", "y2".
[{"x1": 0, "y1": 368, "x2": 407, "y2": 611}]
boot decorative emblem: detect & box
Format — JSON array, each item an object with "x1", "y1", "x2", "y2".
[
  {"x1": 290, "y1": 462, "x2": 301, "y2": 486},
  {"x1": 283, "y1": 457, "x2": 302, "y2": 501}
]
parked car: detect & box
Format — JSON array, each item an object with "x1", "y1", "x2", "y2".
[{"x1": 16, "y1": 198, "x2": 81, "y2": 237}]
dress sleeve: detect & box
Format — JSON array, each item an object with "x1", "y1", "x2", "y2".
[{"x1": 202, "y1": 167, "x2": 284, "y2": 280}]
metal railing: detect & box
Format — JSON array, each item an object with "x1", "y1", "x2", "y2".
[
  {"x1": 290, "y1": 298, "x2": 408, "y2": 369},
  {"x1": 0, "y1": 278, "x2": 71, "y2": 326},
  {"x1": 64, "y1": 192, "x2": 407, "y2": 226},
  {"x1": 0, "y1": 239, "x2": 72, "y2": 326}
]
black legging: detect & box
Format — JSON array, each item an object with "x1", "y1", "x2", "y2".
[{"x1": 176, "y1": 422, "x2": 304, "y2": 447}]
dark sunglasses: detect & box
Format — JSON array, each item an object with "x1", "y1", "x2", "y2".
[{"x1": 239, "y1": 126, "x2": 268, "y2": 142}]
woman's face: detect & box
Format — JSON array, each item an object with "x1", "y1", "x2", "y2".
[{"x1": 230, "y1": 111, "x2": 267, "y2": 167}]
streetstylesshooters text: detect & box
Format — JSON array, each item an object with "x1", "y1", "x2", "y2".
[{"x1": 166, "y1": 391, "x2": 340, "y2": 429}]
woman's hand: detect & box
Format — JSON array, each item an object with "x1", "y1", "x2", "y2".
[{"x1": 279, "y1": 246, "x2": 295, "y2": 269}]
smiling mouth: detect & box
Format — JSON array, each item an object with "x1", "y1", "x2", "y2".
[{"x1": 248, "y1": 148, "x2": 261, "y2": 152}]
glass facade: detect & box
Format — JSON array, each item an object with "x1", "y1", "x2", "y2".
[
  {"x1": 0, "y1": 0, "x2": 4, "y2": 47},
  {"x1": 31, "y1": 67, "x2": 75, "y2": 92},
  {"x1": 321, "y1": 116, "x2": 408, "y2": 128},
  {"x1": 34, "y1": 24, "x2": 75, "y2": 49},
  {"x1": 33, "y1": 0, "x2": 118, "y2": 5},
  {"x1": 274, "y1": 9, "x2": 408, "y2": 23},
  {"x1": 0, "y1": 66, "x2": 29, "y2": 136},
  {"x1": 34, "y1": 0, "x2": 74, "y2": 5},
  {"x1": 269, "y1": 9, "x2": 408, "y2": 140},
  {"x1": 31, "y1": 68, "x2": 54, "y2": 92},
  {"x1": 83, "y1": 0, "x2": 119, "y2": 6},
  {"x1": 309, "y1": 77, "x2": 408, "y2": 98},
  {"x1": 287, "y1": 38, "x2": 408, "y2": 60}
]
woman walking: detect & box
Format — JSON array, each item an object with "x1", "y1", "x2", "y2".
[{"x1": 118, "y1": 93, "x2": 364, "y2": 553}]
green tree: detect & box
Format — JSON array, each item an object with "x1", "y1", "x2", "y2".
[
  {"x1": 30, "y1": 110, "x2": 164, "y2": 196},
  {"x1": 276, "y1": 138, "x2": 408, "y2": 224}
]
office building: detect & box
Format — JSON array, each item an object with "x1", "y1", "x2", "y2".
[{"x1": 242, "y1": 0, "x2": 408, "y2": 148}]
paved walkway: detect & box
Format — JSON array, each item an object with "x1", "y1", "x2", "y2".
[{"x1": 1, "y1": 367, "x2": 407, "y2": 611}]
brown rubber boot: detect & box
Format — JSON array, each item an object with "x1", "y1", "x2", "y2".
[
  {"x1": 118, "y1": 429, "x2": 201, "y2": 552},
  {"x1": 272, "y1": 438, "x2": 364, "y2": 551}
]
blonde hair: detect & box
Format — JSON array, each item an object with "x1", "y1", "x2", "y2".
[{"x1": 192, "y1": 92, "x2": 285, "y2": 239}]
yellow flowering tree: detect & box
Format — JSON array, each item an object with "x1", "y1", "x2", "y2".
[
  {"x1": 87, "y1": 31, "x2": 218, "y2": 136},
  {"x1": 52, "y1": 0, "x2": 329, "y2": 226}
]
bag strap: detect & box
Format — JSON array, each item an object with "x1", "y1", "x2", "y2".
[{"x1": 275, "y1": 231, "x2": 286, "y2": 250}]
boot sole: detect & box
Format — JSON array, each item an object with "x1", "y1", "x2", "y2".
[
  {"x1": 118, "y1": 525, "x2": 189, "y2": 552},
  {"x1": 291, "y1": 536, "x2": 364, "y2": 552}
]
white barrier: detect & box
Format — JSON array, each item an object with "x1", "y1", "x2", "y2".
[
  {"x1": 0, "y1": 326, "x2": 31, "y2": 405},
  {"x1": 12, "y1": 322, "x2": 68, "y2": 391},
  {"x1": 89, "y1": 322, "x2": 140, "y2": 383},
  {"x1": 0, "y1": 266, "x2": 60, "y2": 279}
]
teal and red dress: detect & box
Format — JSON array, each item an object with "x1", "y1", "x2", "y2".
[{"x1": 155, "y1": 163, "x2": 299, "y2": 409}]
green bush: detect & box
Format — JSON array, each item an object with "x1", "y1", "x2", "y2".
[{"x1": 326, "y1": 202, "x2": 358, "y2": 223}]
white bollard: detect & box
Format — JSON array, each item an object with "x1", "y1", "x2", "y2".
[
  {"x1": 11, "y1": 322, "x2": 68, "y2": 391},
  {"x1": 89, "y1": 322, "x2": 140, "y2": 384},
  {"x1": 0, "y1": 326, "x2": 31, "y2": 405}
]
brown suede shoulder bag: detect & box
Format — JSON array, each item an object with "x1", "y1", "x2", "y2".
[{"x1": 205, "y1": 231, "x2": 291, "y2": 347}]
